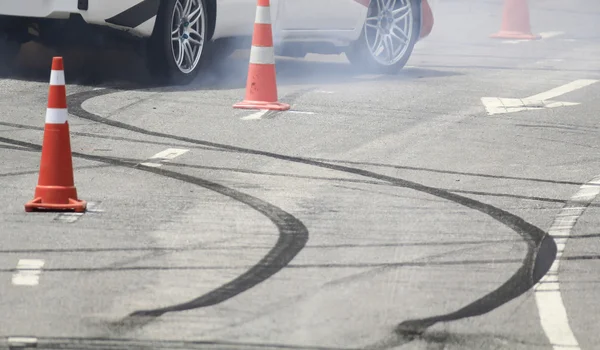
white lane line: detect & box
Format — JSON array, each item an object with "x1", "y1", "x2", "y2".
[
  {"x1": 536, "y1": 58, "x2": 564, "y2": 66},
  {"x1": 527, "y1": 79, "x2": 598, "y2": 102},
  {"x1": 7, "y1": 337, "x2": 38, "y2": 347},
  {"x1": 288, "y1": 111, "x2": 316, "y2": 115},
  {"x1": 355, "y1": 74, "x2": 384, "y2": 80},
  {"x1": 502, "y1": 31, "x2": 565, "y2": 44},
  {"x1": 241, "y1": 110, "x2": 315, "y2": 120},
  {"x1": 12, "y1": 259, "x2": 45, "y2": 286},
  {"x1": 139, "y1": 148, "x2": 189, "y2": 168},
  {"x1": 540, "y1": 31, "x2": 565, "y2": 39},
  {"x1": 314, "y1": 90, "x2": 335, "y2": 94},
  {"x1": 241, "y1": 110, "x2": 269, "y2": 120},
  {"x1": 54, "y1": 202, "x2": 102, "y2": 223},
  {"x1": 534, "y1": 175, "x2": 600, "y2": 350}
]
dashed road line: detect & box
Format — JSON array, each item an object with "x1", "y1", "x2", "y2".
[
  {"x1": 534, "y1": 175, "x2": 600, "y2": 350},
  {"x1": 7, "y1": 337, "x2": 38, "y2": 348},
  {"x1": 288, "y1": 111, "x2": 316, "y2": 115},
  {"x1": 12, "y1": 259, "x2": 45, "y2": 286},
  {"x1": 54, "y1": 201, "x2": 102, "y2": 223},
  {"x1": 355, "y1": 74, "x2": 384, "y2": 80},
  {"x1": 314, "y1": 90, "x2": 335, "y2": 94},
  {"x1": 540, "y1": 31, "x2": 566, "y2": 39},
  {"x1": 502, "y1": 31, "x2": 565, "y2": 44},
  {"x1": 241, "y1": 110, "x2": 269, "y2": 120},
  {"x1": 139, "y1": 148, "x2": 190, "y2": 168},
  {"x1": 535, "y1": 58, "x2": 564, "y2": 66},
  {"x1": 241, "y1": 110, "x2": 315, "y2": 120}
]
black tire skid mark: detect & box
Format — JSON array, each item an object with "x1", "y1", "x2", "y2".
[
  {"x1": 0, "y1": 136, "x2": 308, "y2": 319},
  {"x1": 67, "y1": 88, "x2": 558, "y2": 337},
  {"x1": 0, "y1": 121, "x2": 226, "y2": 153}
]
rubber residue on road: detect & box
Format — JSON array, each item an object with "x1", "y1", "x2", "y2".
[{"x1": 30, "y1": 87, "x2": 558, "y2": 344}]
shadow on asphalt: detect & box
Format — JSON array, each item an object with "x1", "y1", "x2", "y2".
[{"x1": 0, "y1": 42, "x2": 462, "y2": 92}]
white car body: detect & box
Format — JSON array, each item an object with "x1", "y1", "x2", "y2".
[{"x1": 0, "y1": 0, "x2": 368, "y2": 47}]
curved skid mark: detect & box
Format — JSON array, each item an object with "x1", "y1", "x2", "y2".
[
  {"x1": 0, "y1": 136, "x2": 308, "y2": 321},
  {"x1": 67, "y1": 89, "x2": 557, "y2": 334}
]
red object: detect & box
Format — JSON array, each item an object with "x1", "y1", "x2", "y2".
[
  {"x1": 233, "y1": 0, "x2": 290, "y2": 111},
  {"x1": 419, "y1": 0, "x2": 434, "y2": 39},
  {"x1": 491, "y1": 0, "x2": 541, "y2": 40},
  {"x1": 25, "y1": 57, "x2": 87, "y2": 213}
]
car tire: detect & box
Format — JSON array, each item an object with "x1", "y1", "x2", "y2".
[
  {"x1": 346, "y1": 0, "x2": 421, "y2": 74},
  {"x1": 146, "y1": 0, "x2": 210, "y2": 85}
]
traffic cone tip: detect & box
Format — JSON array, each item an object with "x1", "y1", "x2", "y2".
[{"x1": 51, "y1": 57, "x2": 64, "y2": 71}]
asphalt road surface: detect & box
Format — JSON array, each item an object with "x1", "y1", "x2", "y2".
[{"x1": 1, "y1": 0, "x2": 600, "y2": 349}]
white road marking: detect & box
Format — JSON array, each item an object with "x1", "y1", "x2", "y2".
[
  {"x1": 288, "y1": 111, "x2": 316, "y2": 115},
  {"x1": 534, "y1": 175, "x2": 600, "y2": 350},
  {"x1": 536, "y1": 58, "x2": 564, "y2": 65},
  {"x1": 7, "y1": 337, "x2": 38, "y2": 347},
  {"x1": 482, "y1": 79, "x2": 598, "y2": 115},
  {"x1": 527, "y1": 79, "x2": 598, "y2": 101},
  {"x1": 502, "y1": 31, "x2": 565, "y2": 44},
  {"x1": 54, "y1": 202, "x2": 101, "y2": 223},
  {"x1": 355, "y1": 74, "x2": 384, "y2": 80},
  {"x1": 314, "y1": 90, "x2": 335, "y2": 94},
  {"x1": 540, "y1": 31, "x2": 565, "y2": 39},
  {"x1": 12, "y1": 259, "x2": 45, "y2": 286},
  {"x1": 140, "y1": 148, "x2": 189, "y2": 168},
  {"x1": 241, "y1": 110, "x2": 269, "y2": 120}
]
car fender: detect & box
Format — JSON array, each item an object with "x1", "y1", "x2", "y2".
[{"x1": 82, "y1": 0, "x2": 160, "y2": 37}]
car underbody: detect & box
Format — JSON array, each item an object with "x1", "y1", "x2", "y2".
[{"x1": 0, "y1": 11, "x2": 353, "y2": 60}]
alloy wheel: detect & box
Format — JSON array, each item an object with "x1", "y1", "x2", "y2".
[
  {"x1": 170, "y1": 0, "x2": 206, "y2": 74},
  {"x1": 364, "y1": 0, "x2": 414, "y2": 66}
]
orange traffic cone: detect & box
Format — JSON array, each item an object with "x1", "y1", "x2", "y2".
[
  {"x1": 25, "y1": 57, "x2": 87, "y2": 213},
  {"x1": 233, "y1": 0, "x2": 290, "y2": 111},
  {"x1": 491, "y1": 0, "x2": 541, "y2": 40}
]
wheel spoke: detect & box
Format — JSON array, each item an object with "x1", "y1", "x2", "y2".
[
  {"x1": 391, "y1": 23, "x2": 409, "y2": 44},
  {"x1": 383, "y1": 34, "x2": 394, "y2": 60},
  {"x1": 372, "y1": 31, "x2": 385, "y2": 56},
  {"x1": 175, "y1": 41, "x2": 184, "y2": 66},
  {"x1": 182, "y1": 0, "x2": 193, "y2": 17},
  {"x1": 392, "y1": 4, "x2": 411, "y2": 23},
  {"x1": 188, "y1": 29, "x2": 203, "y2": 45},
  {"x1": 188, "y1": 5, "x2": 203, "y2": 26},
  {"x1": 386, "y1": 0, "x2": 396, "y2": 10},
  {"x1": 175, "y1": 0, "x2": 184, "y2": 19},
  {"x1": 376, "y1": 0, "x2": 385, "y2": 12},
  {"x1": 183, "y1": 41, "x2": 194, "y2": 67},
  {"x1": 188, "y1": 31, "x2": 204, "y2": 46}
]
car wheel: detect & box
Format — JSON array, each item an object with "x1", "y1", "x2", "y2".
[
  {"x1": 146, "y1": 0, "x2": 209, "y2": 85},
  {"x1": 346, "y1": 0, "x2": 421, "y2": 74}
]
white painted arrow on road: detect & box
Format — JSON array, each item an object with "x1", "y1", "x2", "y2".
[{"x1": 482, "y1": 79, "x2": 598, "y2": 115}]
